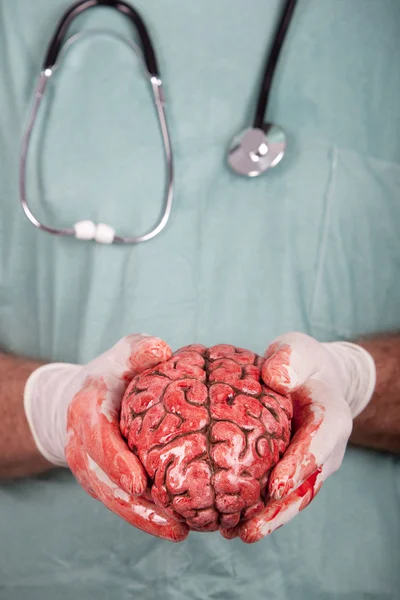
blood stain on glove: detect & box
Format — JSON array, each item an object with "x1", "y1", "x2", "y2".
[{"x1": 120, "y1": 344, "x2": 292, "y2": 532}]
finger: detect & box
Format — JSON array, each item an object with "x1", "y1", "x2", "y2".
[
  {"x1": 269, "y1": 381, "x2": 351, "y2": 500},
  {"x1": 239, "y1": 468, "x2": 324, "y2": 544},
  {"x1": 127, "y1": 335, "x2": 173, "y2": 375},
  {"x1": 68, "y1": 438, "x2": 188, "y2": 541},
  {"x1": 219, "y1": 525, "x2": 239, "y2": 539},
  {"x1": 90, "y1": 335, "x2": 173, "y2": 384},
  {"x1": 68, "y1": 379, "x2": 148, "y2": 496},
  {"x1": 84, "y1": 454, "x2": 189, "y2": 542},
  {"x1": 65, "y1": 432, "x2": 96, "y2": 499},
  {"x1": 262, "y1": 333, "x2": 322, "y2": 395}
]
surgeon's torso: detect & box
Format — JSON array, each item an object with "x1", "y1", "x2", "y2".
[{"x1": 0, "y1": 1, "x2": 399, "y2": 599}]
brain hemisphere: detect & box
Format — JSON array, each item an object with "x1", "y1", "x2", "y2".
[{"x1": 120, "y1": 344, "x2": 292, "y2": 532}]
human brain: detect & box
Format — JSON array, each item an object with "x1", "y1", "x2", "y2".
[{"x1": 120, "y1": 344, "x2": 292, "y2": 532}]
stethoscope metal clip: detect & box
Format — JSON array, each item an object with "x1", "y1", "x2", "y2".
[{"x1": 19, "y1": 0, "x2": 297, "y2": 244}]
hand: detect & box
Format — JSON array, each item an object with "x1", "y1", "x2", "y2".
[
  {"x1": 24, "y1": 335, "x2": 189, "y2": 542},
  {"x1": 222, "y1": 332, "x2": 376, "y2": 543}
]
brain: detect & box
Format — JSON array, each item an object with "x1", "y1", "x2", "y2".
[{"x1": 120, "y1": 344, "x2": 292, "y2": 532}]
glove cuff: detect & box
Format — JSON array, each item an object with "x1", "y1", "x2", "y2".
[
  {"x1": 323, "y1": 341, "x2": 376, "y2": 418},
  {"x1": 24, "y1": 362, "x2": 81, "y2": 467}
]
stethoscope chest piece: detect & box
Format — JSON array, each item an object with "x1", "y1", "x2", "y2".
[{"x1": 227, "y1": 123, "x2": 286, "y2": 177}]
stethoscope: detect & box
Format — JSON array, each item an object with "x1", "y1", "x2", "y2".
[{"x1": 20, "y1": 0, "x2": 297, "y2": 244}]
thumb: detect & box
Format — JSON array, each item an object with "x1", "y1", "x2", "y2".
[
  {"x1": 88, "y1": 334, "x2": 173, "y2": 384},
  {"x1": 262, "y1": 332, "x2": 322, "y2": 395}
]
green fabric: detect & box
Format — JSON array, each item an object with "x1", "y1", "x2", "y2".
[{"x1": 1, "y1": 0, "x2": 400, "y2": 598}]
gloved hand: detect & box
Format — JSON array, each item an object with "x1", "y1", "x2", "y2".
[
  {"x1": 222, "y1": 332, "x2": 376, "y2": 543},
  {"x1": 24, "y1": 334, "x2": 189, "y2": 542}
]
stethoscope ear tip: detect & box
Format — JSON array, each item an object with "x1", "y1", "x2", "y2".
[{"x1": 227, "y1": 123, "x2": 286, "y2": 177}]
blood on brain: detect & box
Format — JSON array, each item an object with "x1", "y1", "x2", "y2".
[{"x1": 120, "y1": 344, "x2": 292, "y2": 532}]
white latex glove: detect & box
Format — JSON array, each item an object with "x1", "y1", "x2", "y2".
[
  {"x1": 225, "y1": 332, "x2": 376, "y2": 543},
  {"x1": 24, "y1": 334, "x2": 189, "y2": 542}
]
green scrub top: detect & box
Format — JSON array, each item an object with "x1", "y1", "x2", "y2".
[{"x1": 0, "y1": 1, "x2": 399, "y2": 598}]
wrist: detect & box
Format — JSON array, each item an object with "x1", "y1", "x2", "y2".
[
  {"x1": 322, "y1": 341, "x2": 376, "y2": 418},
  {"x1": 24, "y1": 362, "x2": 82, "y2": 467}
]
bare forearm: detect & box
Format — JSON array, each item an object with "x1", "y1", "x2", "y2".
[
  {"x1": 350, "y1": 334, "x2": 400, "y2": 454},
  {"x1": 0, "y1": 352, "x2": 53, "y2": 478}
]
